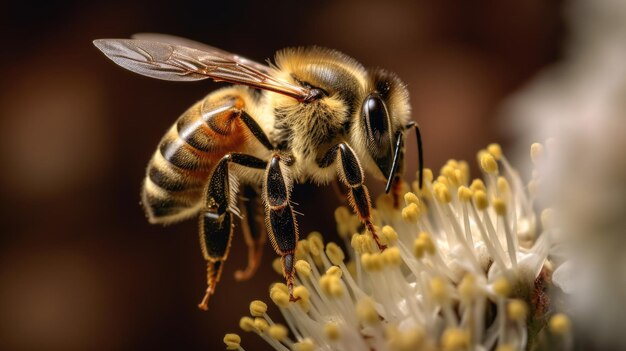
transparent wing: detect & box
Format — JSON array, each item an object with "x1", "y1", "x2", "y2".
[
  {"x1": 93, "y1": 38, "x2": 312, "y2": 101},
  {"x1": 131, "y1": 33, "x2": 273, "y2": 74}
]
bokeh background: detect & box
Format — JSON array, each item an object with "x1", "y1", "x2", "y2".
[{"x1": 0, "y1": 1, "x2": 565, "y2": 350}]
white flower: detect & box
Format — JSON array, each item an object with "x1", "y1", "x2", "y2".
[{"x1": 225, "y1": 144, "x2": 570, "y2": 351}]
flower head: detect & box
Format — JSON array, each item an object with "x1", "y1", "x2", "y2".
[{"x1": 226, "y1": 144, "x2": 569, "y2": 351}]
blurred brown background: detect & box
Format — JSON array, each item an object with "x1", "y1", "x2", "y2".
[{"x1": 0, "y1": 1, "x2": 563, "y2": 350}]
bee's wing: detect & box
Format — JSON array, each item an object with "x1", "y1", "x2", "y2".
[
  {"x1": 130, "y1": 33, "x2": 273, "y2": 75},
  {"x1": 93, "y1": 38, "x2": 312, "y2": 101}
]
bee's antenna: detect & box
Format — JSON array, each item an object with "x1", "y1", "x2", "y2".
[
  {"x1": 405, "y1": 121, "x2": 424, "y2": 189},
  {"x1": 385, "y1": 131, "x2": 403, "y2": 194}
]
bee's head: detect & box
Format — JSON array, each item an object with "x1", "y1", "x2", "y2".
[{"x1": 352, "y1": 69, "x2": 411, "y2": 183}]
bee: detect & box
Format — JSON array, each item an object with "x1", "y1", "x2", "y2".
[{"x1": 94, "y1": 34, "x2": 423, "y2": 310}]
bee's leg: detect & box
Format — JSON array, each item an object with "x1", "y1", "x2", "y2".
[
  {"x1": 234, "y1": 186, "x2": 267, "y2": 281},
  {"x1": 198, "y1": 153, "x2": 267, "y2": 310},
  {"x1": 318, "y1": 143, "x2": 386, "y2": 251},
  {"x1": 264, "y1": 155, "x2": 300, "y2": 301}
]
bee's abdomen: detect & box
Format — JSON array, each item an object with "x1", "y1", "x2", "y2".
[{"x1": 142, "y1": 97, "x2": 246, "y2": 224}]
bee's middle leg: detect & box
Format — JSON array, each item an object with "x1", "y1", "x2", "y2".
[
  {"x1": 263, "y1": 155, "x2": 300, "y2": 301},
  {"x1": 319, "y1": 143, "x2": 387, "y2": 251},
  {"x1": 234, "y1": 185, "x2": 267, "y2": 281},
  {"x1": 198, "y1": 153, "x2": 267, "y2": 310}
]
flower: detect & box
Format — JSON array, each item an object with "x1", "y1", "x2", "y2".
[{"x1": 224, "y1": 143, "x2": 570, "y2": 350}]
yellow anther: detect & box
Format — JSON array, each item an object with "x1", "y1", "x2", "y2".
[
  {"x1": 223, "y1": 333, "x2": 241, "y2": 350},
  {"x1": 401, "y1": 203, "x2": 421, "y2": 223},
  {"x1": 324, "y1": 322, "x2": 341, "y2": 341},
  {"x1": 268, "y1": 324, "x2": 288, "y2": 341},
  {"x1": 458, "y1": 274, "x2": 477, "y2": 301},
  {"x1": 417, "y1": 232, "x2": 436, "y2": 256},
  {"x1": 351, "y1": 233, "x2": 363, "y2": 253},
  {"x1": 470, "y1": 178, "x2": 486, "y2": 192},
  {"x1": 549, "y1": 313, "x2": 571, "y2": 335},
  {"x1": 458, "y1": 186, "x2": 473, "y2": 202},
  {"x1": 271, "y1": 282, "x2": 288, "y2": 294},
  {"x1": 361, "y1": 234, "x2": 376, "y2": 254},
  {"x1": 307, "y1": 232, "x2": 324, "y2": 257},
  {"x1": 436, "y1": 176, "x2": 450, "y2": 187},
  {"x1": 458, "y1": 161, "x2": 470, "y2": 184},
  {"x1": 450, "y1": 169, "x2": 462, "y2": 186},
  {"x1": 356, "y1": 297, "x2": 379, "y2": 325},
  {"x1": 249, "y1": 300, "x2": 267, "y2": 317},
  {"x1": 497, "y1": 176, "x2": 510, "y2": 195},
  {"x1": 430, "y1": 277, "x2": 449, "y2": 303},
  {"x1": 295, "y1": 260, "x2": 311, "y2": 279},
  {"x1": 496, "y1": 344, "x2": 515, "y2": 351},
  {"x1": 541, "y1": 208, "x2": 554, "y2": 229},
  {"x1": 382, "y1": 225, "x2": 399, "y2": 245},
  {"x1": 269, "y1": 284, "x2": 289, "y2": 308},
  {"x1": 254, "y1": 317, "x2": 269, "y2": 332},
  {"x1": 293, "y1": 340, "x2": 315, "y2": 351},
  {"x1": 493, "y1": 277, "x2": 511, "y2": 297},
  {"x1": 441, "y1": 165, "x2": 455, "y2": 179},
  {"x1": 335, "y1": 206, "x2": 352, "y2": 239},
  {"x1": 473, "y1": 190, "x2": 489, "y2": 210},
  {"x1": 388, "y1": 327, "x2": 424, "y2": 351},
  {"x1": 441, "y1": 328, "x2": 470, "y2": 351},
  {"x1": 272, "y1": 257, "x2": 283, "y2": 275},
  {"x1": 293, "y1": 286, "x2": 310, "y2": 311},
  {"x1": 326, "y1": 265, "x2": 342, "y2": 278},
  {"x1": 487, "y1": 143, "x2": 503, "y2": 160},
  {"x1": 295, "y1": 239, "x2": 309, "y2": 260},
  {"x1": 334, "y1": 206, "x2": 350, "y2": 222},
  {"x1": 476, "y1": 149, "x2": 488, "y2": 165},
  {"x1": 422, "y1": 168, "x2": 434, "y2": 183},
  {"x1": 492, "y1": 197, "x2": 507, "y2": 216},
  {"x1": 346, "y1": 261, "x2": 357, "y2": 278},
  {"x1": 326, "y1": 242, "x2": 345, "y2": 265},
  {"x1": 434, "y1": 182, "x2": 452, "y2": 203},
  {"x1": 382, "y1": 247, "x2": 402, "y2": 266},
  {"x1": 320, "y1": 274, "x2": 344, "y2": 297},
  {"x1": 239, "y1": 316, "x2": 255, "y2": 332},
  {"x1": 404, "y1": 192, "x2": 421, "y2": 206},
  {"x1": 480, "y1": 153, "x2": 498, "y2": 174},
  {"x1": 507, "y1": 299, "x2": 528, "y2": 321},
  {"x1": 530, "y1": 142, "x2": 544, "y2": 164},
  {"x1": 362, "y1": 253, "x2": 383, "y2": 271}
]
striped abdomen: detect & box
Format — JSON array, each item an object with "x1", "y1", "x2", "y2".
[{"x1": 142, "y1": 93, "x2": 247, "y2": 224}]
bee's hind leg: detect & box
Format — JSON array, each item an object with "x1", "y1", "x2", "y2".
[
  {"x1": 198, "y1": 153, "x2": 267, "y2": 311},
  {"x1": 318, "y1": 143, "x2": 387, "y2": 251},
  {"x1": 234, "y1": 186, "x2": 267, "y2": 281}
]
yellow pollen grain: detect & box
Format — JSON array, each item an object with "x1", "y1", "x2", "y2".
[
  {"x1": 458, "y1": 186, "x2": 473, "y2": 202},
  {"x1": 295, "y1": 260, "x2": 311, "y2": 279},
  {"x1": 430, "y1": 277, "x2": 449, "y2": 303},
  {"x1": 493, "y1": 197, "x2": 507, "y2": 216},
  {"x1": 404, "y1": 192, "x2": 420, "y2": 206},
  {"x1": 268, "y1": 324, "x2": 288, "y2": 341},
  {"x1": 458, "y1": 274, "x2": 477, "y2": 301},
  {"x1": 223, "y1": 333, "x2": 241, "y2": 350},
  {"x1": 249, "y1": 300, "x2": 267, "y2": 317},
  {"x1": 470, "y1": 179, "x2": 486, "y2": 192},
  {"x1": 434, "y1": 182, "x2": 452, "y2": 203},
  {"x1": 441, "y1": 328, "x2": 470, "y2": 351},
  {"x1": 549, "y1": 313, "x2": 571, "y2": 335},
  {"x1": 493, "y1": 277, "x2": 511, "y2": 297},
  {"x1": 382, "y1": 225, "x2": 398, "y2": 245},
  {"x1": 480, "y1": 153, "x2": 498, "y2": 174},
  {"x1": 530, "y1": 142, "x2": 544, "y2": 164},
  {"x1": 473, "y1": 190, "x2": 489, "y2": 210},
  {"x1": 382, "y1": 247, "x2": 402, "y2": 267},
  {"x1": 324, "y1": 322, "x2": 341, "y2": 341},
  {"x1": 239, "y1": 316, "x2": 255, "y2": 332},
  {"x1": 293, "y1": 340, "x2": 315, "y2": 351},
  {"x1": 507, "y1": 299, "x2": 528, "y2": 321},
  {"x1": 254, "y1": 317, "x2": 269, "y2": 332},
  {"x1": 326, "y1": 265, "x2": 342, "y2": 278},
  {"x1": 401, "y1": 203, "x2": 421, "y2": 223},
  {"x1": 272, "y1": 257, "x2": 282, "y2": 275},
  {"x1": 497, "y1": 176, "x2": 509, "y2": 194},
  {"x1": 326, "y1": 242, "x2": 345, "y2": 265},
  {"x1": 487, "y1": 143, "x2": 503, "y2": 160},
  {"x1": 356, "y1": 297, "x2": 379, "y2": 325}
]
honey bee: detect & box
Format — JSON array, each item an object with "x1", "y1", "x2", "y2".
[{"x1": 94, "y1": 34, "x2": 423, "y2": 310}]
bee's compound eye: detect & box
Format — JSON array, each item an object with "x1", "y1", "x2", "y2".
[{"x1": 363, "y1": 94, "x2": 389, "y2": 143}]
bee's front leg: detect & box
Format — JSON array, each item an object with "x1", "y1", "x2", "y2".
[
  {"x1": 263, "y1": 155, "x2": 300, "y2": 302},
  {"x1": 318, "y1": 143, "x2": 386, "y2": 251},
  {"x1": 198, "y1": 153, "x2": 267, "y2": 311}
]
